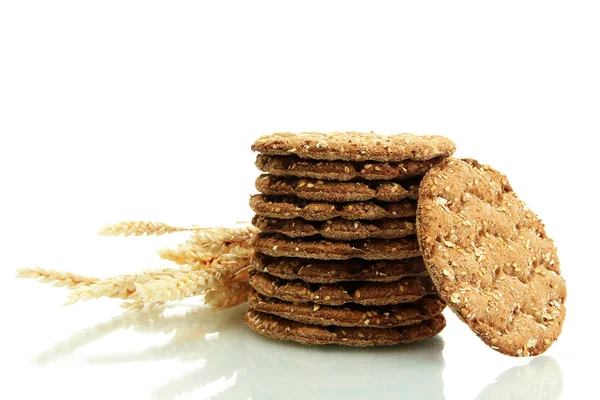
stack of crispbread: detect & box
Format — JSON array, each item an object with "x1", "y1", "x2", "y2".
[{"x1": 244, "y1": 132, "x2": 456, "y2": 346}]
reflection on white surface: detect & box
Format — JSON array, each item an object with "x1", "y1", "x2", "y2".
[
  {"x1": 475, "y1": 356, "x2": 563, "y2": 400},
  {"x1": 32, "y1": 305, "x2": 563, "y2": 400}
]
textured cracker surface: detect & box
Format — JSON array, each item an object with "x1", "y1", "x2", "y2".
[
  {"x1": 248, "y1": 271, "x2": 434, "y2": 306},
  {"x1": 245, "y1": 309, "x2": 446, "y2": 346},
  {"x1": 251, "y1": 132, "x2": 456, "y2": 162},
  {"x1": 417, "y1": 158, "x2": 567, "y2": 357},
  {"x1": 255, "y1": 233, "x2": 421, "y2": 260},
  {"x1": 253, "y1": 253, "x2": 427, "y2": 283},
  {"x1": 250, "y1": 195, "x2": 416, "y2": 221},
  {"x1": 248, "y1": 290, "x2": 446, "y2": 328},
  {"x1": 256, "y1": 174, "x2": 420, "y2": 203},
  {"x1": 256, "y1": 154, "x2": 444, "y2": 181},
  {"x1": 253, "y1": 215, "x2": 416, "y2": 240}
]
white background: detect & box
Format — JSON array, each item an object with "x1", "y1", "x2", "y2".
[{"x1": 1, "y1": 1, "x2": 599, "y2": 399}]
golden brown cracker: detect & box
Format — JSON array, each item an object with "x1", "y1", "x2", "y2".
[
  {"x1": 255, "y1": 233, "x2": 421, "y2": 260},
  {"x1": 253, "y1": 253, "x2": 428, "y2": 283},
  {"x1": 248, "y1": 290, "x2": 446, "y2": 328},
  {"x1": 256, "y1": 154, "x2": 444, "y2": 181},
  {"x1": 417, "y1": 158, "x2": 566, "y2": 357},
  {"x1": 249, "y1": 195, "x2": 417, "y2": 221},
  {"x1": 252, "y1": 215, "x2": 416, "y2": 240},
  {"x1": 251, "y1": 132, "x2": 456, "y2": 162},
  {"x1": 244, "y1": 309, "x2": 446, "y2": 346},
  {"x1": 255, "y1": 174, "x2": 420, "y2": 203},
  {"x1": 248, "y1": 270, "x2": 435, "y2": 306}
]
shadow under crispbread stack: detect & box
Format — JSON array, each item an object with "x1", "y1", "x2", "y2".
[{"x1": 245, "y1": 132, "x2": 456, "y2": 346}]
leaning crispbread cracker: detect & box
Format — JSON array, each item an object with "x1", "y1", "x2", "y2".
[
  {"x1": 256, "y1": 154, "x2": 444, "y2": 181},
  {"x1": 252, "y1": 253, "x2": 428, "y2": 283},
  {"x1": 252, "y1": 215, "x2": 416, "y2": 240},
  {"x1": 244, "y1": 309, "x2": 446, "y2": 346},
  {"x1": 249, "y1": 195, "x2": 416, "y2": 221},
  {"x1": 417, "y1": 158, "x2": 566, "y2": 357},
  {"x1": 251, "y1": 132, "x2": 456, "y2": 162},
  {"x1": 248, "y1": 290, "x2": 446, "y2": 328},
  {"x1": 255, "y1": 174, "x2": 420, "y2": 203},
  {"x1": 248, "y1": 271, "x2": 435, "y2": 306},
  {"x1": 255, "y1": 233, "x2": 421, "y2": 260}
]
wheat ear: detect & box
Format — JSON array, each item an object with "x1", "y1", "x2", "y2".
[
  {"x1": 157, "y1": 226, "x2": 258, "y2": 266},
  {"x1": 16, "y1": 267, "x2": 98, "y2": 289},
  {"x1": 98, "y1": 221, "x2": 204, "y2": 237}
]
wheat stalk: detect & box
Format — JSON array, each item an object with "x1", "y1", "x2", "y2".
[
  {"x1": 16, "y1": 267, "x2": 98, "y2": 289},
  {"x1": 98, "y1": 221, "x2": 204, "y2": 237}
]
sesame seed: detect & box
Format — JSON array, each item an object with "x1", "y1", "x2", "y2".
[
  {"x1": 313, "y1": 304, "x2": 320, "y2": 311},
  {"x1": 450, "y1": 293, "x2": 460, "y2": 303}
]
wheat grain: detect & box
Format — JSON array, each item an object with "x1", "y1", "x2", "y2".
[
  {"x1": 98, "y1": 221, "x2": 203, "y2": 237},
  {"x1": 16, "y1": 267, "x2": 97, "y2": 289}
]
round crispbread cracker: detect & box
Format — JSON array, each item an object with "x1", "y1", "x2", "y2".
[
  {"x1": 255, "y1": 174, "x2": 420, "y2": 203},
  {"x1": 254, "y1": 233, "x2": 421, "y2": 260},
  {"x1": 255, "y1": 154, "x2": 444, "y2": 181},
  {"x1": 248, "y1": 270, "x2": 435, "y2": 306},
  {"x1": 248, "y1": 290, "x2": 446, "y2": 328},
  {"x1": 244, "y1": 309, "x2": 446, "y2": 347},
  {"x1": 252, "y1": 253, "x2": 428, "y2": 283},
  {"x1": 249, "y1": 195, "x2": 417, "y2": 221},
  {"x1": 251, "y1": 132, "x2": 456, "y2": 162},
  {"x1": 252, "y1": 215, "x2": 416, "y2": 240},
  {"x1": 417, "y1": 158, "x2": 566, "y2": 357}
]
